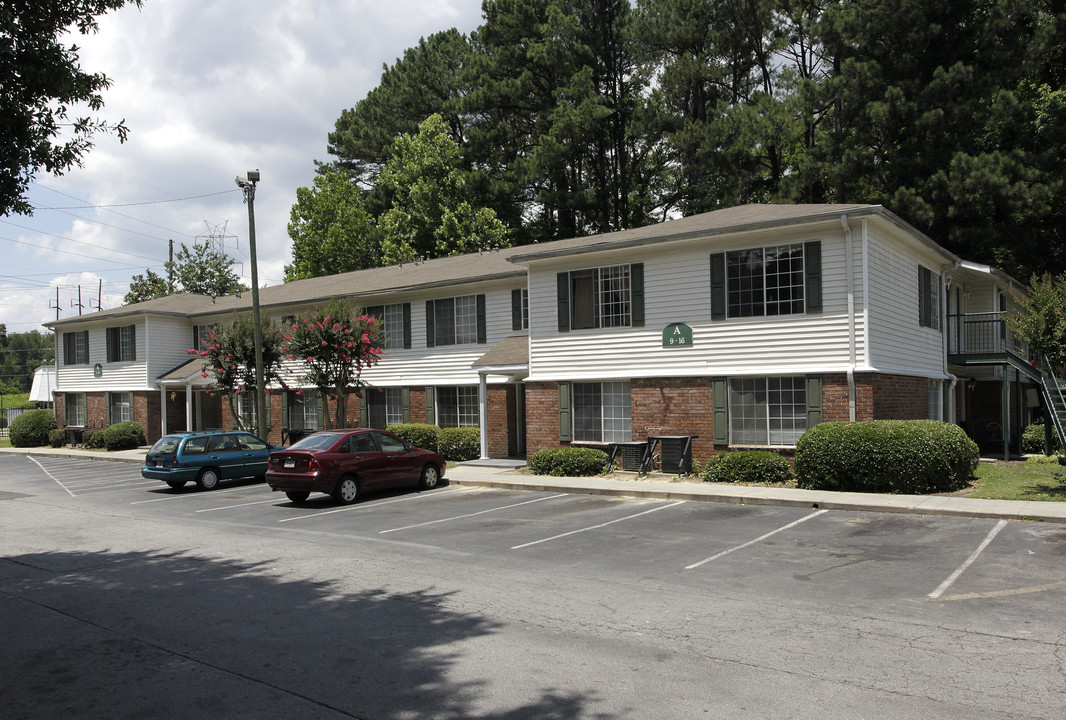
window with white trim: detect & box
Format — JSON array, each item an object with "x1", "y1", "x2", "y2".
[
  {"x1": 435, "y1": 386, "x2": 479, "y2": 427},
  {"x1": 729, "y1": 377, "x2": 806, "y2": 446},
  {"x1": 572, "y1": 265, "x2": 631, "y2": 329},
  {"x1": 64, "y1": 393, "x2": 87, "y2": 426},
  {"x1": 573, "y1": 381, "x2": 631, "y2": 443},
  {"x1": 287, "y1": 391, "x2": 321, "y2": 431},
  {"x1": 367, "y1": 388, "x2": 404, "y2": 428},
  {"x1": 432, "y1": 296, "x2": 478, "y2": 346},
  {"x1": 108, "y1": 392, "x2": 132, "y2": 423},
  {"x1": 63, "y1": 331, "x2": 89, "y2": 365},
  {"x1": 727, "y1": 244, "x2": 805, "y2": 317},
  {"x1": 236, "y1": 393, "x2": 257, "y2": 431},
  {"x1": 366, "y1": 304, "x2": 406, "y2": 350},
  {"x1": 106, "y1": 324, "x2": 136, "y2": 362},
  {"x1": 927, "y1": 380, "x2": 943, "y2": 420}
]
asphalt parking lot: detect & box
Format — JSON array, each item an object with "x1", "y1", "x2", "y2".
[{"x1": 16, "y1": 454, "x2": 1066, "y2": 613}]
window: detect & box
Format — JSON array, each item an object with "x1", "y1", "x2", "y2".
[
  {"x1": 366, "y1": 388, "x2": 405, "y2": 428},
  {"x1": 106, "y1": 325, "x2": 136, "y2": 362},
  {"x1": 711, "y1": 242, "x2": 820, "y2": 319},
  {"x1": 435, "y1": 386, "x2": 479, "y2": 427},
  {"x1": 287, "y1": 391, "x2": 322, "y2": 431},
  {"x1": 426, "y1": 295, "x2": 485, "y2": 347},
  {"x1": 558, "y1": 264, "x2": 643, "y2": 331},
  {"x1": 373, "y1": 431, "x2": 408, "y2": 452},
  {"x1": 365, "y1": 303, "x2": 410, "y2": 350},
  {"x1": 573, "y1": 381, "x2": 631, "y2": 443},
  {"x1": 193, "y1": 324, "x2": 217, "y2": 351},
  {"x1": 236, "y1": 394, "x2": 257, "y2": 431},
  {"x1": 64, "y1": 393, "x2": 86, "y2": 426},
  {"x1": 727, "y1": 377, "x2": 807, "y2": 446},
  {"x1": 726, "y1": 244, "x2": 804, "y2": 317},
  {"x1": 108, "y1": 392, "x2": 132, "y2": 423},
  {"x1": 512, "y1": 288, "x2": 529, "y2": 331},
  {"x1": 919, "y1": 266, "x2": 941, "y2": 330},
  {"x1": 63, "y1": 331, "x2": 89, "y2": 365}
]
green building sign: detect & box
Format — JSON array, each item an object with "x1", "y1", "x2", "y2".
[{"x1": 662, "y1": 323, "x2": 693, "y2": 348}]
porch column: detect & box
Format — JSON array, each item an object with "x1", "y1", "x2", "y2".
[
  {"x1": 159, "y1": 386, "x2": 167, "y2": 437},
  {"x1": 186, "y1": 384, "x2": 194, "y2": 431},
  {"x1": 1001, "y1": 370, "x2": 1010, "y2": 460},
  {"x1": 479, "y1": 371, "x2": 489, "y2": 460}
]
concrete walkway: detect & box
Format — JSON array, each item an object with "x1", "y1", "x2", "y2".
[{"x1": 3, "y1": 446, "x2": 1065, "y2": 523}]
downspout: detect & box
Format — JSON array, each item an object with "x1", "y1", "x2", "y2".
[
  {"x1": 841, "y1": 215, "x2": 856, "y2": 421},
  {"x1": 944, "y1": 262, "x2": 960, "y2": 424}
]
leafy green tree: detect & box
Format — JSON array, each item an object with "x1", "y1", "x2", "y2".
[
  {"x1": 193, "y1": 316, "x2": 286, "y2": 432},
  {"x1": 0, "y1": 330, "x2": 54, "y2": 393},
  {"x1": 284, "y1": 172, "x2": 379, "y2": 282},
  {"x1": 167, "y1": 242, "x2": 248, "y2": 298},
  {"x1": 0, "y1": 0, "x2": 142, "y2": 216},
  {"x1": 123, "y1": 268, "x2": 170, "y2": 304},
  {"x1": 377, "y1": 114, "x2": 510, "y2": 264},
  {"x1": 280, "y1": 301, "x2": 384, "y2": 429},
  {"x1": 325, "y1": 29, "x2": 472, "y2": 187},
  {"x1": 1006, "y1": 273, "x2": 1066, "y2": 373}
]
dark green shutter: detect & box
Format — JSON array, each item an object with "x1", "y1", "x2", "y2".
[
  {"x1": 557, "y1": 272, "x2": 570, "y2": 332},
  {"x1": 401, "y1": 387, "x2": 410, "y2": 423},
  {"x1": 425, "y1": 300, "x2": 435, "y2": 347},
  {"x1": 476, "y1": 294, "x2": 487, "y2": 343},
  {"x1": 129, "y1": 325, "x2": 136, "y2": 361},
  {"x1": 281, "y1": 391, "x2": 289, "y2": 430},
  {"x1": 316, "y1": 394, "x2": 325, "y2": 428},
  {"x1": 805, "y1": 375, "x2": 823, "y2": 429},
  {"x1": 710, "y1": 253, "x2": 726, "y2": 321},
  {"x1": 713, "y1": 378, "x2": 728, "y2": 445},
  {"x1": 630, "y1": 263, "x2": 644, "y2": 327},
  {"x1": 402, "y1": 303, "x2": 412, "y2": 349},
  {"x1": 804, "y1": 241, "x2": 822, "y2": 313},
  {"x1": 106, "y1": 327, "x2": 116, "y2": 362},
  {"x1": 425, "y1": 386, "x2": 435, "y2": 424},
  {"x1": 358, "y1": 393, "x2": 368, "y2": 428},
  {"x1": 512, "y1": 289, "x2": 523, "y2": 331},
  {"x1": 192, "y1": 325, "x2": 200, "y2": 350},
  {"x1": 558, "y1": 381, "x2": 571, "y2": 442}
]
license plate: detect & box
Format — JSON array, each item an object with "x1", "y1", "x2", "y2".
[
  {"x1": 154, "y1": 460, "x2": 161, "y2": 467},
  {"x1": 284, "y1": 459, "x2": 295, "y2": 469}
]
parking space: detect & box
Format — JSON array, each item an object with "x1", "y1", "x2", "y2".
[{"x1": 7, "y1": 455, "x2": 1066, "y2": 611}]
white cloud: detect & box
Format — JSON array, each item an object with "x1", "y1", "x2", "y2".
[{"x1": 5, "y1": 0, "x2": 485, "y2": 334}]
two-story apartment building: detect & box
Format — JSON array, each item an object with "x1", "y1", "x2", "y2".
[{"x1": 46, "y1": 203, "x2": 1045, "y2": 461}]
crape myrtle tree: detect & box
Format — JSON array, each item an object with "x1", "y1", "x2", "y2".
[
  {"x1": 0, "y1": 0, "x2": 142, "y2": 216},
  {"x1": 1006, "y1": 273, "x2": 1066, "y2": 375},
  {"x1": 280, "y1": 301, "x2": 385, "y2": 429},
  {"x1": 192, "y1": 316, "x2": 286, "y2": 433}
]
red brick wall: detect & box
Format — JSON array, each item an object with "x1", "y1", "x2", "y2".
[
  {"x1": 868, "y1": 373, "x2": 928, "y2": 419},
  {"x1": 486, "y1": 385, "x2": 512, "y2": 457},
  {"x1": 525, "y1": 381, "x2": 560, "y2": 456},
  {"x1": 632, "y1": 377, "x2": 715, "y2": 461}
]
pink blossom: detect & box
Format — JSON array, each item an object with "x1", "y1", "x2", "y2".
[
  {"x1": 321, "y1": 340, "x2": 328, "y2": 346},
  {"x1": 295, "y1": 390, "x2": 303, "y2": 396}
]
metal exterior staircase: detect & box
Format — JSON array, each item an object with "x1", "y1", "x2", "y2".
[{"x1": 1039, "y1": 362, "x2": 1066, "y2": 451}]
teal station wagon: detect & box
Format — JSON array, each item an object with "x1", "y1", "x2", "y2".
[{"x1": 141, "y1": 430, "x2": 278, "y2": 490}]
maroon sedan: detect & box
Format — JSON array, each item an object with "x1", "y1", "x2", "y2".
[{"x1": 266, "y1": 429, "x2": 445, "y2": 504}]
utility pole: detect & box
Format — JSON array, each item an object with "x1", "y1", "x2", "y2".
[{"x1": 236, "y1": 169, "x2": 267, "y2": 440}]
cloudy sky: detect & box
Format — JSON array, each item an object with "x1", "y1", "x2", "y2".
[{"x1": 3, "y1": 0, "x2": 486, "y2": 335}]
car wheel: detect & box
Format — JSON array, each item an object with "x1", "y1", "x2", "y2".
[
  {"x1": 165, "y1": 480, "x2": 187, "y2": 489},
  {"x1": 196, "y1": 468, "x2": 221, "y2": 490},
  {"x1": 333, "y1": 475, "x2": 359, "y2": 505},
  {"x1": 419, "y1": 464, "x2": 440, "y2": 490},
  {"x1": 285, "y1": 490, "x2": 310, "y2": 503}
]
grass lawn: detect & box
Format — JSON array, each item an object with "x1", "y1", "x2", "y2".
[{"x1": 965, "y1": 457, "x2": 1066, "y2": 502}]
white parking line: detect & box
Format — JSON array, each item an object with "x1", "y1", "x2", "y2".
[
  {"x1": 277, "y1": 486, "x2": 472, "y2": 523},
  {"x1": 684, "y1": 509, "x2": 829, "y2": 570},
  {"x1": 927, "y1": 519, "x2": 1008, "y2": 600},
  {"x1": 196, "y1": 499, "x2": 282, "y2": 512},
  {"x1": 511, "y1": 501, "x2": 685, "y2": 550},
  {"x1": 379, "y1": 493, "x2": 567, "y2": 534},
  {"x1": 130, "y1": 485, "x2": 263, "y2": 504},
  {"x1": 29, "y1": 457, "x2": 74, "y2": 497}
]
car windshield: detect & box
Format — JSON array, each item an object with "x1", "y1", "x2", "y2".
[
  {"x1": 290, "y1": 432, "x2": 343, "y2": 451},
  {"x1": 149, "y1": 437, "x2": 181, "y2": 454}
]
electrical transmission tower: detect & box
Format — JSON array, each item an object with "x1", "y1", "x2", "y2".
[{"x1": 196, "y1": 220, "x2": 237, "y2": 254}]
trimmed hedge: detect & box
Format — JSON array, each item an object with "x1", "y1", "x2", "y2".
[
  {"x1": 795, "y1": 420, "x2": 978, "y2": 494},
  {"x1": 1022, "y1": 420, "x2": 1061, "y2": 454},
  {"x1": 528, "y1": 447, "x2": 608, "y2": 477},
  {"x1": 386, "y1": 423, "x2": 440, "y2": 452},
  {"x1": 49, "y1": 428, "x2": 68, "y2": 448},
  {"x1": 9, "y1": 409, "x2": 57, "y2": 447},
  {"x1": 438, "y1": 426, "x2": 480, "y2": 461},
  {"x1": 85, "y1": 421, "x2": 146, "y2": 451},
  {"x1": 703, "y1": 450, "x2": 793, "y2": 485}
]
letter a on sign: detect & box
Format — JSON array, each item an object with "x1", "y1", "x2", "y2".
[{"x1": 662, "y1": 323, "x2": 693, "y2": 348}]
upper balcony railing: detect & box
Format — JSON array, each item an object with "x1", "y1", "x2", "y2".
[{"x1": 946, "y1": 312, "x2": 1028, "y2": 359}]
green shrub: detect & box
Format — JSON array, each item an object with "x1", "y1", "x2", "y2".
[
  {"x1": 386, "y1": 423, "x2": 440, "y2": 452},
  {"x1": 48, "y1": 428, "x2": 68, "y2": 448},
  {"x1": 1022, "y1": 419, "x2": 1061, "y2": 454},
  {"x1": 80, "y1": 429, "x2": 95, "y2": 447},
  {"x1": 795, "y1": 420, "x2": 978, "y2": 494},
  {"x1": 438, "y1": 426, "x2": 480, "y2": 461},
  {"x1": 702, "y1": 451, "x2": 793, "y2": 485},
  {"x1": 528, "y1": 447, "x2": 608, "y2": 476},
  {"x1": 9, "y1": 409, "x2": 57, "y2": 447},
  {"x1": 85, "y1": 422, "x2": 146, "y2": 451}
]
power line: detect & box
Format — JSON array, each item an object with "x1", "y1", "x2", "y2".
[
  {"x1": 32, "y1": 186, "x2": 239, "y2": 209},
  {"x1": 0, "y1": 224, "x2": 164, "y2": 264}
]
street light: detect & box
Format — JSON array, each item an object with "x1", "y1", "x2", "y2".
[{"x1": 235, "y1": 169, "x2": 267, "y2": 440}]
